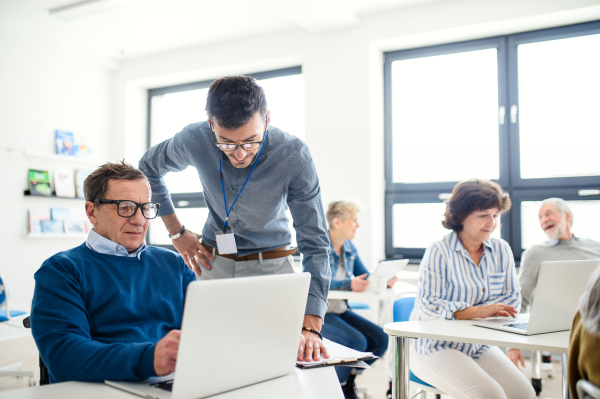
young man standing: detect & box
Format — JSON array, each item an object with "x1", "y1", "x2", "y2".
[{"x1": 139, "y1": 76, "x2": 331, "y2": 361}]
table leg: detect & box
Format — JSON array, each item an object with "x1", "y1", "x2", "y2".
[
  {"x1": 562, "y1": 353, "x2": 570, "y2": 399},
  {"x1": 393, "y1": 337, "x2": 410, "y2": 399}
]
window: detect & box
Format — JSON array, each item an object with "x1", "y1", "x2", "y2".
[
  {"x1": 146, "y1": 67, "x2": 304, "y2": 248},
  {"x1": 385, "y1": 21, "x2": 600, "y2": 261}
]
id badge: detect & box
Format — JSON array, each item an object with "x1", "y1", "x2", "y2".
[{"x1": 215, "y1": 230, "x2": 237, "y2": 254}]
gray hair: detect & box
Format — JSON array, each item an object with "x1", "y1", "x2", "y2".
[
  {"x1": 541, "y1": 198, "x2": 573, "y2": 227},
  {"x1": 579, "y1": 266, "x2": 600, "y2": 337}
]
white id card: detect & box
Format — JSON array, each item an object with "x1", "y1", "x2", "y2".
[{"x1": 215, "y1": 231, "x2": 237, "y2": 254}]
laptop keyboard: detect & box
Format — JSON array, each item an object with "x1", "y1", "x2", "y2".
[
  {"x1": 150, "y1": 379, "x2": 174, "y2": 392},
  {"x1": 504, "y1": 322, "x2": 528, "y2": 330}
]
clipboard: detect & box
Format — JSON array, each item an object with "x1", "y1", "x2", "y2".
[{"x1": 295, "y1": 339, "x2": 379, "y2": 369}]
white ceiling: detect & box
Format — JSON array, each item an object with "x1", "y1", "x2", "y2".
[{"x1": 0, "y1": 0, "x2": 448, "y2": 63}]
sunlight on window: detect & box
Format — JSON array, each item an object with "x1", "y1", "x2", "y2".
[
  {"x1": 391, "y1": 49, "x2": 499, "y2": 184},
  {"x1": 518, "y1": 34, "x2": 600, "y2": 179},
  {"x1": 393, "y1": 203, "x2": 502, "y2": 248},
  {"x1": 149, "y1": 207, "x2": 210, "y2": 246},
  {"x1": 521, "y1": 200, "x2": 600, "y2": 249}
]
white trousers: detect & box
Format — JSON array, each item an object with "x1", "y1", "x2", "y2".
[{"x1": 410, "y1": 346, "x2": 536, "y2": 399}]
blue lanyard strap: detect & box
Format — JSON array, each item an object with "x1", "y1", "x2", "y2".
[{"x1": 219, "y1": 130, "x2": 268, "y2": 233}]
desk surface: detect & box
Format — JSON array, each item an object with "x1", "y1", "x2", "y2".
[
  {"x1": 0, "y1": 320, "x2": 31, "y2": 342},
  {"x1": 384, "y1": 319, "x2": 570, "y2": 353},
  {"x1": 0, "y1": 367, "x2": 342, "y2": 399}
]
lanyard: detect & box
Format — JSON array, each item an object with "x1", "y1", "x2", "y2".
[{"x1": 219, "y1": 130, "x2": 268, "y2": 233}]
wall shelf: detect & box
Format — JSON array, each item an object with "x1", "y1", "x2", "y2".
[
  {"x1": 27, "y1": 233, "x2": 87, "y2": 239},
  {"x1": 23, "y1": 150, "x2": 100, "y2": 166},
  {"x1": 24, "y1": 190, "x2": 85, "y2": 200}
]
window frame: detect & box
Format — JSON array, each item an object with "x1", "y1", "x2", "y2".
[
  {"x1": 384, "y1": 21, "x2": 600, "y2": 262},
  {"x1": 145, "y1": 66, "x2": 302, "y2": 250}
]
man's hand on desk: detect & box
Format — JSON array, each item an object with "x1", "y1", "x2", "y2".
[
  {"x1": 351, "y1": 274, "x2": 369, "y2": 292},
  {"x1": 298, "y1": 315, "x2": 329, "y2": 362},
  {"x1": 508, "y1": 349, "x2": 525, "y2": 369},
  {"x1": 387, "y1": 276, "x2": 398, "y2": 288},
  {"x1": 454, "y1": 303, "x2": 518, "y2": 320},
  {"x1": 154, "y1": 330, "x2": 181, "y2": 376}
]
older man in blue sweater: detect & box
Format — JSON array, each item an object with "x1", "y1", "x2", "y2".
[{"x1": 30, "y1": 161, "x2": 196, "y2": 383}]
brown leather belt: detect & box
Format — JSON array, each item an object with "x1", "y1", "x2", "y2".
[{"x1": 201, "y1": 242, "x2": 297, "y2": 261}]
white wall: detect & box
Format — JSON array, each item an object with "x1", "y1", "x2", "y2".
[
  {"x1": 113, "y1": 0, "x2": 600, "y2": 270},
  {"x1": 0, "y1": 35, "x2": 116, "y2": 310}
]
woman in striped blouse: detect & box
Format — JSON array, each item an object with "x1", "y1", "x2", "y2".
[{"x1": 409, "y1": 179, "x2": 535, "y2": 399}]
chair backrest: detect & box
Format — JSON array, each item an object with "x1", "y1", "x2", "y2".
[
  {"x1": 22, "y1": 316, "x2": 50, "y2": 386},
  {"x1": 578, "y1": 379, "x2": 600, "y2": 399},
  {"x1": 393, "y1": 295, "x2": 416, "y2": 322}
]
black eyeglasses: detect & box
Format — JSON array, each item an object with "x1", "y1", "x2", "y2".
[
  {"x1": 94, "y1": 199, "x2": 160, "y2": 219},
  {"x1": 214, "y1": 140, "x2": 265, "y2": 152},
  {"x1": 210, "y1": 120, "x2": 267, "y2": 152}
]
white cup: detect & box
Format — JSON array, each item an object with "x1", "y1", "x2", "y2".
[{"x1": 372, "y1": 278, "x2": 387, "y2": 294}]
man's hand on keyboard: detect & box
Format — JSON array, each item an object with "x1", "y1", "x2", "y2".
[{"x1": 154, "y1": 330, "x2": 181, "y2": 376}]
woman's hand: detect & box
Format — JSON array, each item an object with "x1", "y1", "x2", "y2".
[
  {"x1": 351, "y1": 274, "x2": 369, "y2": 292},
  {"x1": 387, "y1": 276, "x2": 398, "y2": 288},
  {"x1": 454, "y1": 303, "x2": 518, "y2": 320},
  {"x1": 508, "y1": 349, "x2": 525, "y2": 369}
]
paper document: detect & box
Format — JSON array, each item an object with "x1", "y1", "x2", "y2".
[{"x1": 296, "y1": 339, "x2": 378, "y2": 369}]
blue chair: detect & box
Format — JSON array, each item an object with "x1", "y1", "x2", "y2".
[
  {"x1": 348, "y1": 301, "x2": 371, "y2": 310},
  {"x1": 388, "y1": 294, "x2": 444, "y2": 399},
  {"x1": 0, "y1": 271, "x2": 27, "y2": 322}
]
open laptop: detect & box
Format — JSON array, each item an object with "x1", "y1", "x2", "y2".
[
  {"x1": 106, "y1": 272, "x2": 311, "y2": 399},
  {"x1": 367, "y1": 259, "x2": 409, "y2": 281},
  {"x1": 472, "y1": 259, "x2": 599, "y2": 335}
]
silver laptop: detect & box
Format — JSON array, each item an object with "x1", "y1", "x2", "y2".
[
  {"x1": 106, "y1": 272, "x2": 311, "y2": 399},
  {"x1": 472, "y1": 259, "x2": 599, "y2": 335}
]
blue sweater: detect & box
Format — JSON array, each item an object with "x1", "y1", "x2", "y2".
[{"x1": 31, "y1": 243, "x2": 196, "y2": 383}]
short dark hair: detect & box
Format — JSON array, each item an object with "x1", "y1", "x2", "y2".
[
  {"x1": 205, "y1": 76, "x2": 268, "y2": 129},
  {"x1": 84, "y1": 160, "x2": 148, "y2": 204},
  {"x1": 442, "y1": 179, "x2": 512, "y2": 232}
]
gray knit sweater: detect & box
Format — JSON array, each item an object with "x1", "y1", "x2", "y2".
[{"x1": 518, "y1": 236, "x2": 600, "y2": 313}]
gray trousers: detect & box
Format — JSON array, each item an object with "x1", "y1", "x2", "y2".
[{"x1": 198, "y1": 253, "x2": 295, "y2": 279}]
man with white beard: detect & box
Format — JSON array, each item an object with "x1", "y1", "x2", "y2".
[{"x1": 508, "y1": 198, "x2": 600, "y2": 373}]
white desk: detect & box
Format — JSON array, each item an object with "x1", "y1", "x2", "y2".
[
  {"x1": 0, "y1": 367, "x2": 343, "y2": 399},
  {"x1": 384, "y1": 320, "x2": 570, "y2": 399}
]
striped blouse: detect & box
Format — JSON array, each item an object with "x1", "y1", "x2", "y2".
[{"x1": 409, "y1": 231, "x2": 521, "y2": 359}]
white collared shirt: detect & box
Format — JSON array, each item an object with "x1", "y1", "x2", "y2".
[{"x1": 85, "y1": 229, "x2": 147, "y2": 260}]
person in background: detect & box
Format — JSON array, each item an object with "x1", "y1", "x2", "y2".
[
  {"x1": 569, "y1": 266, "x2": 600, "y2": 399},
  {"x1": 31, "y1": 161, "x2": 196, "y2": 383},
  {"x1": 322, "y1": 201, "x2": 395, "y2": 399},
  {"x1": 508, "y1": 198, "x2": 600, "y2": 369},
  {"x1": 409, "y1": 179, "x2": 535, "y2": 399}
]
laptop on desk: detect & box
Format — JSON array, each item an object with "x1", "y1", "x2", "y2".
[
  {"x1": 472, "y1": 259, "x2": 600, "y2": 335},
  {"x1": 105, "y1": 273, "x2": 311, "y2": 399}
]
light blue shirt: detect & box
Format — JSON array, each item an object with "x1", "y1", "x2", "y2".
[
  {"x1": 86, "y1": 229, "x2": 147, "y2": 260},
  {"x1": 410, "y1": 231, "x2": 521, "y2": 359},
  {"x1": 138, "y1": 122, "x2": 331, "y2": 318}
]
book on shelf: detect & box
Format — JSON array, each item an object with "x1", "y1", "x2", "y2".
[
  {"x1": 40, "y1": 220, "x2": 64, "y2": 234},
  {"x1": 55, "y1": 130, "x2": 75, "y2": 156},
  {"x1": 28, "y1": 169, "x2": 52, "y2": 196},
  {"x1": 69, "y1": 208, "x2": 92, "y2": 233},
  {"x1": 64, "y1": 221, "x2": 86, "y2": 234},
  {"x1": 75, "y1": 169, "x2": 92, "y2": 199},
  {"x1": 29, "y1": 208, "x2": 51, "y2": 234},
  {"x1": 50, "y1": 207, "x2": 72, "y2": 221},
  {"x1": 53, "y1": 169, "x2": 76, "y2": 198}
]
